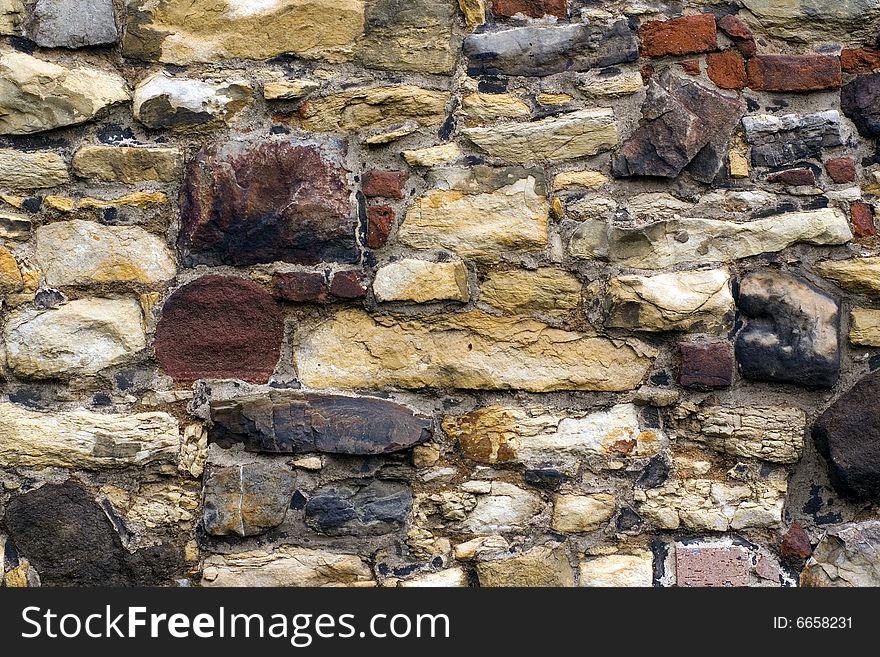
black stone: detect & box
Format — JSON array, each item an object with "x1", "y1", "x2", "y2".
[
  {"x1": 523, "y1": 468, "x2": 566, "y2": 490},
  {"x1": 637, "y1": 456, "x2": 669, "y2": 489},
  {"x1": 616, "y1": 508, "x2": 643, "y2": 532},
  {"x1": 304, "y1": 480, "x2": 412, "y2": 536},
  {"x1": 841, "y1": 73, "x2": 880, "y2": 138}
]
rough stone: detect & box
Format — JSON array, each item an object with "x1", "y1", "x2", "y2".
[
  {"x1": 741, "y1": 0, "x2": 880, "y2": 45},
  {"x1": 849, "y1": 308, "x2": 880, "y2": 346},
  {"x1": 0, "y1": 149, "x2": 68, "y2": 189},
  {"x1": 475, "y1": 545, "x2": 575, "y2": 587},
  {"x1": 480, "y1": 267, "x2": 581, "y2": 314},
  {"x1": 492, "y1": 0, "x2": 566, "y2": 17},
  {"x1": 402, "y1": 143, "x2": 462, "y2": 167},
  {"x1": 329, "y1": 270, "x2": 368, "y2": 299},
  {"x1": 0, "y1": 50, "x2": 128, "y2": 134},
  {"x1": 180, "y1": 138, "x2": 355, "y2": 267},
  {"x1": 72, "y1": 145, "x2": 182, "y2": 183},
  {"x1": 639, "y1": 14, "x2": 717, "y2": 58},
  {"x1": 305, "y1": 480, "x2": 412, "y2": 536},
  {"x1": 781, "y1": 522, "x2": 812, "y2": 565},
  {"x1": 155, "y1": 276, "x2": 284, "y2": 383},
  {"x1": 0, "y1": 0, "x2": 23, "y2": 35},
  {"x1": 551, "y1": 494, "x2": 616, "y2": 533},
  {"x1": 0, "y1": 245, "x2": 21, "y2": 294},
  {"x1": 605, "y1": 269, "x2": 734, "y2": 333},
  {"x1": 577, "y1": 70, "x2": 644, "y2": 97},
  {"x1": 553, "y1": 170, "x2": 608, "y2": 191},
  {"x1": 463, "y1": 20, "x2": 638, "y2": 77},
  {"x1": 766, "y1": 167, "x2": 816, "y2": 186},
  {"x1": 742, "y1": 111, "x2": 843, "y2": 168},
  {"x1": 678, "y1": 341, "x2": 734, "y2": 389},
  {"x1": 816, "y1": 256, "x2": 880, "y2": 296},
  {"x1": 707, "y1": 50, "x2": 747, "y2": 90},
  {"x1": 272, "y1": 272, "x2": 327, "y2": 303},
  {"x1": 373, "y1": 258, "x2": 469, "y2": 303},
  {"x1": 841, "y1": 74, "x2": 880, "y2": 138},
  {"x1": 203, "y1": 463, "x2": 296, "y2": 536},
  {"x1": 717, "y1": 14, "x2": 757, "y2": 57},
  {"x1": 459, "y1": 93, "x2": 531, "y2": 126},
  {"x1": 676, "y1": 544, "x2": 750, "y2": 587},
  {"x1": 397, "y1": 568, "x2": 468, "y2": 587},
  {"x1": 261, "y1": 76, "x2": 319, "y2": 101},
  {"x1": 850, "y1": 202, "x2": 877, "y2": 238},
  {"x1": 297, "y1": 309, "x2": 655, "y2": 393},
  {"x1": 209, "y1": 392, "x2": 432, "y2": 455},
  {"x1": 459, "y1": 0, "x2": 485, "y2": 27},
  {"x1": 747, "y1": 55, "x2": 841, "y2": 92},
  {"x1": 578, "y1": 552, "x2": 651, "y2": 587},
  {"x1": 841, "y1": 48, "x2": 880, "y2": 74},
  {"x1": 4, "y1": 298, "x2": 146, "y2": 379},
  {"x1": 736, "y1": 271, "x2": 840, "y2": 389},
  {"x1": 132, "y1": 72, "x2": 251, "y2": 130},
  {"x1": 362, "y1": 170, "x2": 407, "y2": 199},
  {"x1": 802, "y1": 521, "x2": 880, "y2": 586},
  {"x1": 29, "y1": 0, "x2": 118, "y2": 49},
  {"x1": 367, "y1": 206, "x2": 394, "y2": 249},
  {"x1": 201, "y1": 548, "x2": 373, "y2": 587},
  {"x1": 35, "y1": 220, "x2": 176, "y2": 288}
]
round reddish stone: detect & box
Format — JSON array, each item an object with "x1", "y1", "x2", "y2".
[
  {"x1": 825, "y1": 157, "x2": 856, "y2": 184},
  {"x1": 155, "y1": 275, "x2": 284, "y2": 383}
]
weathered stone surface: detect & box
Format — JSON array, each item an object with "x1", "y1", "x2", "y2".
[
  {"x1": 203, "y1": 463, "x2": 295, "y2": 536},
  {"x1": 553, "y1": 169, "x2": 608, "y2": 191},
  {"x1": 261, "y1": 76, "x2": 319, "y2": 101},
  {"x1": 463, "y1": 108, "x2": 617, "y2": 163},
  {"x1": 579, "y1": 552, "x2": 653, "y2": 587},
  {"x1": 781, "y1": 522, "x2": 812, "y2": 565},
  {"x1": 612, "y1": 71, "x2": 744, "y2": 182},
  {"x1": 742, "y1": 111, "x2": 843, "y2": 168},
  {"x1": 108, "y1": 483, "x2": 200, "y2": 528},
  {"x1": 463, "y1": 20, "x2": 638, "y2": 77},
  {"x1": 813, "y1": 372, "x2": 880, "y2": 500},
  {"x1": 30, "y1": 0, "x2": 118, "y2": 49},
  {"x1": 398, "y1": 568, "x2": 468, "y2": 587},
  {"x1": 480, "y1": 267, "x2": 581, "y2": 314},
  {"x1": 272, "y1": 272, "x2": 327, "y2": 303},
  {"x1": 747, "y1": 55, "x2": 841, "y2": 92},
  {"x1": 367, "y1": 206, "x2": 394, "y2": 249},
  {"x1": 841, "y1": 47, "x2": 880, "y2": 74},
  {"x1": 676, "y1": 544, "x2": 750, "y2": 587},
  {"x1": 606, "y1": 269, "x2": 734, "y2": 332},
  {"x1": 678, "y1": 340, "x2": 734, "y2": 388},
  {"x1": 577, "y1": 70, "x2": 644, "y2": 98},
  {"x1": 442, "y1": 403, "x2": 665, "y2": 468},
  {"x1": 373, "y1": 258, "x2": 469, "y2": 303},
  {"x1": 35, "y1": 220, "x2": 176, "y2": 288},
  {"x1": 766, "y1": 167, "x2": 816, "y2": 187},
  {"x1": 0, "y1": 0, "x2": 23, "y2": 35},
  {"x1": 850, "y1": 202, "x2": 877, "y2": 238},
  {"x1": 849, "y1": 308, "x2": 880, "y2": 346},
  {"x1": 736, "y1": 271, "x2": 840, "y2": 389},
  {"x1": 399, "y1": 177, "x2": 548, "y2": 260},
  {"x1": 180, "y1": 139, "x2": 355, "y2": 267},
  {"x1": 402, "y1": 143, "x2": 461, "y2": 167},
  {"x1": 329, "y1": 270, "x2": 368, "y2": 299},
  {"x1": 201, "y1": 547, "x2": 373, "y2": 587},
  {"x1": 362, "y1": 170, "x2": 407, "y2": 199},
  {"x1": 0, "y1": 245, "x2": 21, "y2": 294},
  {"x1": 209, "y1": 392, "x2": 431, "y2": 455},
  {"x1": 299, "y1": 86, "x2": 448, "y2": 134},
  {"x1": 4, "y1": 298, "x2": 146, "y2": 379},
  {"x1": 551, "y1": 494, "x2": 616, "y2": 533},
  {"x1": 741, "y1": 0, "x2": 880, "y2": 45},
  {"x1": 123, "y1": 0, "x2": 365, "y2": 64},
  {"x1": 0, "y1": 149, "x2": 68, "y2": 189},
  {"x1": 570, "y1": 208, "x2": 852, "y2": 269},
  {"x1": 817, "y1": 256, "x2": 880, "y2": 296},
  {"x1": 717, "y1": 14, "x2": 757, "y2": 57},
  {"x1": 493, "y1": 0, "x2": 566, "y2": 17},
  {"x1": 639, "y1": 14, "x2": 717, "y2": 58},
  {"x1": 460, "y1": 93, "x2": 531, "y2": 126},
  {"x1": 707, "y1": 50, "x2": 747, "y2": 90},
  {"x1": 841, "y1": 74, "x2": 880, "y2": 138},
  {"x1": 0, "y1": 402, "x2": 178, "y2": 470},
  {"x1": 677, "y1": 404, "x2": 806, "y2": 464},
  {"x1": 155, "y1": 276, "x2": 284, "y2": 383},
  {"x1": 132, "y1": 72, "x2": 251, "y2": 130},
  {"x1": 305, "y1": 480, "x2": 412, "y2": 535},
  {"x1": 802, "y1": 521, "x2": 880, "y2": 586},
  {"x1": 297, "y1": 309, "x2": 655, "y2": 392},
  {"x1": 459, "y1": 0, "x2": 485, "y2": 27},
  {"x1": 0, "y1": 50, "x2": 128, "y2": 134},
  {"x1": 72, "y1": 145, "x2": 182, "y2": 183},
  {"x1": 476, "y1": 545, "x2": 574, "y2": 587}
]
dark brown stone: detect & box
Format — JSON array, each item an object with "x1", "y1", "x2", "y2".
[
  {"x1": 203, "y1": 462, "x2": 296, "y2": 537},
  {"x1": 781, "y1": 522, "x2": 812, "y2": 565},
  {"x1": 155, "y1": 275, "x2": 284, "y2": 383},
  {"x1": 676, "y1": 545, "x2": 750, "y2": 587},
  {"x1": 706, "y1": 49, "x2": 746, "y2": 90},
  {"x1": 639, "y1": 14, "x2": 717, "y2": 58},
  {"x1": 362, "y1": 170, "x2": 407, "y2": 199},
  {"x1": 209, "y1": 392, "x2": 432, "y2": 455},
  {"x1": 747, "y1": 55, "x2": 841, "y2": 92},
  {"x1": 179, "y1": 138, "x2": 357, "y2": 266},
  {"x1": 678, "y1": 59, "x2": 701, "y2": 75},
  {"x1": 841, "y1": 47, "x2": 880, "y2": 74},
  {"x1": 272, "y1": 271, "x2": 328, "y2": 303},
  {"x1": 851, "y1": 201, "x2": 877, "y2": 238},
  {"x1": 841, "y1": 73, "x2": 880, "y2": 137},
  {"x1": 766, "y1": 167, "x2": 816, "y2": 186},
  {"x1": 825, "y1": 157, "x2": 856, "y2": 184},
  {"x1": 330, "y1": 270, "x2": 368, "y2": 299},
  {"x1": 678, "y1": 341, "x2": 733, "y2": 389},
  {"x1": 367, "y1": 205, "x2": 394, "y2": 249},
  {"x1": 717, "y1": 14, "x2": 756, "y2": 58},
  {"x1": 492, "y1": 0, "x2": 567, "y2": 18},
  {"x1": 813, "y1": 371, "x2": 880, "y2": 500}
]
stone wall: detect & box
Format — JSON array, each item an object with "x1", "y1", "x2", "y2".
[{"x1": 2, "y1": 0, "x2": 880, "y2": 588}]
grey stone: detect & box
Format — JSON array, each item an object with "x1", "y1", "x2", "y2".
[
  {"x1": 463, "y1": 20, "x2": 637, "y2": 77},
  {"x1": 29, "y1": 0, "x2": 118, "y2": 48},
  {"x1": 304, "y1": 480, "x2": 412, "y2": 536},
  {"x1": 203, "y1": 462, "x2": 296, "y2": 537},
  {"x1": 742, "y1": 111, "x2": 843, "y2": 167},
  {"x1": 802, "y1": 521, "x2": 880, "y2": 586}
]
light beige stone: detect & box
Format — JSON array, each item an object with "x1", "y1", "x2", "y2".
[
  {"x1": 201, "y1": 547, "x2": 374, "y2": 587},
  {"x1": 78, "y1": 192, "x2": 168, "y2": 210},
  {"x1": 816, "y1": 256, "x2": 880, "y2": 296},
  {"x1": 850, "y1": 308, "x2": 880, "y2": 346},
  {"x1": 0, "y1": 50, "x2": 128, "y2": 134},
  {"x1": 552, "y1": 494, "x2": 616, "y2": 533},
  {"x1": 362, "y1": 122, "x2": 419, "y2": 145},
  {"x1": 464, "y1": 108, "x2": 617, "y2": 162},
  {"x1": 35, "y1": 220, "x2": 176, "y2": 288},
  {"x1": 460, "y1": 93, "x2": 530, "y2": 126},
  {"x1": 0, "y1": 245, "x2": 21, "y2": 294},
  {"x1": 537, "y1": 93, "x2": 574, "y2": 106},
  {"x1": 462, "y1": 482, "x2": 541, "y2": 534},
  {"x1": 105, "y1": 483, "x2": 200, "y2": 528},
  {"x1": 399, "y1": 177, "x2": 548, "y2": 261},
  {"x1": 132, "y1": 72, "x2": 251, "y2": 130},
  {"x1": 802, "y1": 521, "x2": 880, "y2": 587},
  {"x1": 261, "y1": 75, "x2": 319, "y2": 101},
  {"x1": 402, "y1": 143, "x2": 462, "y2": 167},
  {"x1": 742, "y1": 0, "x2": 880, "y2": 45},
  {"x1": 579, "y1": 552, "x2": 654, "y2": 587},
  {"x1": 0, "y1": 402, "x2": 179, "y2": 470},
  {"x1": 373, "y1": 258, "x2": 469, "y2": 303},
  {"x1": 626, "y1": 192, "x2": 693, "y2": 221},
  {"x1": 480, "y1": 267, "x2": 581, "y2": 314},
  {"x1": 72, "y1": 145, "x2": 182, "y2": 183},
  {"x1": 299, "y1": 86, "x2": 449, "y2": 133},
  {"x1": 297, "y1": 310, "x2": 655, "y2": 393},
  {"x1": 398, "y1": 567, "x2": 468, "y2": 587},
  {"x1": 552, "y1": 169, "x2": 608, "y2": 191},
  {"x1": 606, "y1": 269, "x2": 735, "y2": 332},
  {"x1": 0, "y1": 149, "x2": 68, "y2": 188},
  {"x1": 577, "y1": 70, "x2": 644, "y2": 96},
  {"x1": 0, "y1": 0, "x2": 23, "y2": 35},
  {"x1": 4, "y1": 298, "x2": 147, "y2": 379},
  {"x1": 476, "y1": 545, "x2": 575, "y2": 587},
  {"x1": 178, "y1": 423, "x2": 208, "y2": 478},
  {"x1": 458, "y1": 0, "x2": 486, "y2": 28}
]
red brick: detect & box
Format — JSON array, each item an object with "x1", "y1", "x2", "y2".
[
  {"x1": 825, "y1": 157, "x2": 856, "y2": 184},
  {"x1": 492, "y1": 0, "x2": 567, "y2": 18},
  {"x1": 780, "y1": 522, "x2": 812, "y2": 565},
  {"x1": 678, "y1": 59, "x2": 701, "y2": 75},
  {"x1": 706, "y1": 49, "x2": 746, "y2": 89},
  {"x1": 851, "y1": 201, "x2": 877, "y2": 238},
  {"x1": 676, "y1": 545, "x2": 750, "y2": 587},
  {"x1": 330, "y1": 270, "x2": 368, "y2": 299},
  {"x1": 362, "y1": 170, "x2": 407, "y2": 199},
  {"x1": 747, "y1": 55, "x2": 841, "y2": 92},
  {"x1": 717, "y1": 14, "x2": 756, "y2": 57},
  {"x1": 639, "y1": 14, "x2": 717, "y2": 58},
  {"x1": 766, "y1": 167, "x2": 816, "y2": 186},
  {"x1": 367, "y1": 205, "x2": 394, "y2": 249},
  {"x1": 678, "y1": 341, "x2": 733, "y2": 388},
  {"x1": 272, "y1": 271, "x2": 327, "y2": 303},
  {"x1": 841, "y1": 47, "x2": 880, "y2": 74}
]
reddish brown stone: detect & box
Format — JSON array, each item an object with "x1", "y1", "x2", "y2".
[
  {"x1": 676, "y1": 545, "x2": 750, "y2": 587},
  {"x1": 179, "y1": 139, "x2": 356, "y2": 267},
  {"x1": 766, "y1": 167, "x2": 816, "y2": 186},
  {"x1": 747, "y1": 55, "x2": 841, "y2": 92},
  {"x1": 780, "y1": 522, "x2": 812, "y2": 565},
  {"x1": 330, "y1": 270, "x2": 368, "y2": 299},
  {"x1": 678, "y1": 341, "x2": 734, "y2": 389},
  {"x1": 492, "y1": 0, "x2": 567, "y2": 18},
  {"x1": 367, "y1": 205, "x2": 394, "y2": 249},
  {"x1": 362, "y1": 170, "x2": 407, "y2": 199},
  {"x1": 639, "y1": 14, "x2": 717, "y2": 58},
  {"x1": 678, "y1": 59, "x2": 701, "y2": 75},
  {"x1": 272, "y1": 272, "x2": 327, "y2": 303},
  {"x1": 841, "y1": 47, "x2": 880, "y2": 74},
  {"x1": 825, "y1": 157, "x2": 856, "y2": 184},
  {"x1": 640, "y1": 65, "x2": 654, "y2": 81},
  {"x1": 717, "y1": 14, "x2": 757, "y2": 58},
  {"x1": 851, "y1": 201, "x2": 877, "y2": 238},
  {"x1": 707, "y1": 49, "x2": 747, "y2": 89},
  {"x1": 155, "y1": 276, "x2": 284, "y2": 383}
]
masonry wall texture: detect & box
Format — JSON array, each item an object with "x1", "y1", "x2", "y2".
[{"x1": 3, "y1": 0, "x2": 880, "y2": 589}]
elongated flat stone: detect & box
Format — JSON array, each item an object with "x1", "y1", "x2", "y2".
[{"x1": 201, "y1": 547, "x2": 373, "y2": 587}]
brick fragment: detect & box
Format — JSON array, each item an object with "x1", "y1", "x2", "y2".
[
  {"x1": 272, "y1": 272, "x2": 327, "y2": 303},
  {"x1": 707, "y1": 49, "x2": 746, "y2": 89},
  {"x1": 747, "y1": 55, "x2": 841, "y2": 92},
  {"x1": 639, "y1": 14, "x2": 717, "y2": 58},
  {"x1": 330, "y1": 270, "x2": 368, "y2": 299},
  {"x1": 851, "y1": 201, "x2": 877, "y2": 238},
  {"x1": 678, "y1": 341, "x2": 734, "y2": 389},
  {"x1": 825, "y1": 157, "x2": 856, "y2": 184},
  {"x1": 362, "y1": 170, "x2": 407, "y2": 199},
  {"x1": 367, "y1": 205, "x2": 394, "y2": 249}
]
